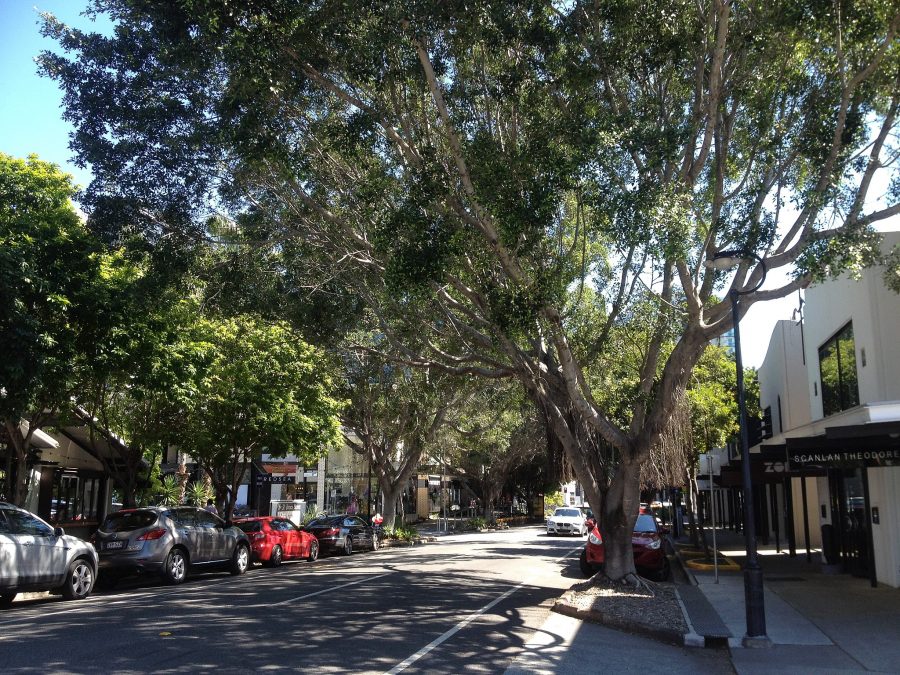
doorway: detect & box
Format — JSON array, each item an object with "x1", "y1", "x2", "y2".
[{"x1": 828, "y1": 467, "x2": 871, "y2": 578}]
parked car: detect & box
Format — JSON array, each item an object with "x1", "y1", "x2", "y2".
[
  {"x1": 546, "y1": 507, "x2": 588, "y2": 536},
  {"x1": 303, "y1": 515, "x2": 378, "y2": 556},
  {"x1": 92, "y1": 506, "x2": 250, "y2": 585},
  {"x1": 234, "y1": 516, "x2": 319, "y2": 566},
  {"x1": 0, "y1": 502, "x2": 98, "y2": 606},
  {"x1": 579, "y1": 513, "x2": 670, "y2": 581}
]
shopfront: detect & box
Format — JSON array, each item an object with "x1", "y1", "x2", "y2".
[{"x1": 788, "y1": 426, "x2": 900, "y2": 588}]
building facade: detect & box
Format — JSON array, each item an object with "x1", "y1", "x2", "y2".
[{"x1": 752, "y1": 231, "x2": 900, "y2": 588}]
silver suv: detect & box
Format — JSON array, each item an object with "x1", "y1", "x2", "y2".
[
  {"x1": 93, "y1": 506, "x2": 250, "y2": 585},
  {"x1": 0, "y1": 502, "x2": 98, "y2": 606}
]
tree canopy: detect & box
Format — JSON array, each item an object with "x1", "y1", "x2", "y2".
[{"x1": 40, "y1": 0, "x2": 900, "y2": 580}]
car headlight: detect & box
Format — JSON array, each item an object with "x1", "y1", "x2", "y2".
[
  {"x1": 547, "y1": 521, "x2": 555, "y2": 527},
  {"x1": 647, "y1": 539, "x2": 661, "y2": 549}
]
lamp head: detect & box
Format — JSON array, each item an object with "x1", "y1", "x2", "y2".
[{"x1": 704, "y1": 249, "x2": 748, "y2": 271}]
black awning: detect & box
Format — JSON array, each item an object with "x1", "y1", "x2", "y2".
[{"x1": 787, "y1": 433, "x2": 900, "y2": 469}]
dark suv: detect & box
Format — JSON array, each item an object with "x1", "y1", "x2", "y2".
[{"x1": 93, "y1": 506, "x2": 250, "y2": 585}]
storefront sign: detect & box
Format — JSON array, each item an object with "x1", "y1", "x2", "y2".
[
  {"x1": 256, "y1": 474, "x2": 296, "y2": 485},
  {"x1": 789, "y1": 447, "x2": 900, "y2": 469}
]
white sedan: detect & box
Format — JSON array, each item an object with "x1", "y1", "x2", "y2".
[{"x1": 546, "y1": 507, "x2": 587, "y2": 536}]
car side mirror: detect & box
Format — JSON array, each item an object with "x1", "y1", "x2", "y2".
[
  {"x1": 53, "y1": 527, "x2": 65, "y2": 537},
  {"x1": 585, "y1": 518, "x2": 596, "y2": 531}
]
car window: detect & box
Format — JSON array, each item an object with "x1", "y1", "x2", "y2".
[
  {"x1": 236, "y1": 520, "x2": 262, "y2": 533},
  {"x1": 634, "y1": 514, "x2": 658, "y2": 532},
  {"x1": 554, "y1": 508, "x2": 582, "y2": 518},
  {"x1": 166, "y1": 509, "x2": 198, "y2": 527},
  {"x1": 5, "y1": 509, "x2": 54, "y2": 536},
  {"x1": 307, "y1": 517, "x2": 339, "y2": 528},
  {"x1": 0, "y1": 510, "x2": 10, "y2": 534},
  {"x1": 102, "y1": 510, "x2": 158, "y2": 532},
  {"x1": 195, "y1": 510, "x2": 222, "y2": 529},
  {"x1": 343, "y1": 517, "x2": 356, "y2": 527}
]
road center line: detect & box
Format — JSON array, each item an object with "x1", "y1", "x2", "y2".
[
  {"x1": 268, "y1": 571, "x2": 392, "y2": 607},
  {"x1": 386, "y1": 547, "x2": 580, "y2": 674}
]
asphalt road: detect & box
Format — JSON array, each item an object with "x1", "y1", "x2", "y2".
[{"x1": 0, "y1": 526, "x2": 732, "y2": 674}]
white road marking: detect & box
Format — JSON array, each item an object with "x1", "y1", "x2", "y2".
[
  {"x1": 385, "y1": 546, "x2": 581, "y2": 674},
  {"x1": 269, "y1": 571, "x2": 392, "y2": 607}
]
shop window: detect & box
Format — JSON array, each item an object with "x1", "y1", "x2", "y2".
[
  {"x1": 50, "y1": 471, "x2": 102, "y2": 524},
  {"x1": 818, "y1": 322, "x2": 859, "y2": 417}
]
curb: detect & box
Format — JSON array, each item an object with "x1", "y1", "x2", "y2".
[
  {"x1": 552, "y1": 598, "x2": 687, "y2": 646},
  {"x1": 684, "y1": 557, "x2": 741, "y2": 572}
]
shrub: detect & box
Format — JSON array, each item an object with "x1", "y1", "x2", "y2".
[{"x1": 384, "y1": 523, "x2": 418, "y2": 542}]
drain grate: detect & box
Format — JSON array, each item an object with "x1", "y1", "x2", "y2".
[{"x1": 765, "y1": 576, "x2": 805, "y2": 582}]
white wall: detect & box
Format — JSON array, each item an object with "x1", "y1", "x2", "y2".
[
  {"x1": 758, "y1": 319, "x2": 811, "y2": 434},
  {"x1": 803, "y1": 231, "x2": 900, "y2": 421},
  {"x1": 868, "y1": 466, "x2": 900, "y2": 588}
]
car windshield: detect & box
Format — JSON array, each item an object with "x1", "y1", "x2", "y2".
[
  {"x1": 102, "y1": 510, "x2": 158, "y2": 532},
  {"x1": 554, "y1": 508, "x2": 582, "y2": 518},
  {"x1": 633, "y1": 514, "x2": 658, "y2": 533},
  {"x1": 236, "y1": 520, "x2": 262, "y2": 533}
]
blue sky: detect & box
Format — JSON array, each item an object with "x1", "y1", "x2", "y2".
[
  {"x1": 0, "y1": 1, "x2": 109, "y2": 190},
  {"x1": 0, "y1": 2, "x2": 893, "y2": 368}
]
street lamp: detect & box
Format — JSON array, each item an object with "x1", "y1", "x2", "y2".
[{"x1": 705, "y1": 248, "x2": 771, "y2": 647}]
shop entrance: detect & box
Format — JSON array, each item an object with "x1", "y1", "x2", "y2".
[{"x1": 828, "y1": 467, "x2": 871, "y2": 578}]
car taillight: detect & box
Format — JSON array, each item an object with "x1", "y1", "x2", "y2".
[
  {"x1": 588, "y1": 532, "x2": 602, "y2": 545},
  {"x1": 137, "y1": 528, "x2": 167, "y2": 541},
  {"x1": 251, "y1": 532, "x2": 265, "y2": 541},
  {"x1": 321, "y1": 527, "x2": 339, "y2": 536}
]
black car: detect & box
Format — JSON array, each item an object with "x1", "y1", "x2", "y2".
[
  {"x1": 92, "y1": 506, "x2": 251, "y2": 585},
  {"x1": 303, "y1": 515, "x2": 378, "y2": 556}
]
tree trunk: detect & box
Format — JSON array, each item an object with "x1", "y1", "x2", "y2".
[
  {"x1": 598, "y1": 460, "x2": 641, "y2": 581},
  {"x1": 380, "y1": 481, "x2": 403, "y2": 529}
]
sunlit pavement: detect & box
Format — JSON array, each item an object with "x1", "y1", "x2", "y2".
[{"x1": 1, "y1": 527, "x2": 728, "y2": 673}]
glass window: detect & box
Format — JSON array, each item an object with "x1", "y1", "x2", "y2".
[
  {"x1": 195, "y1": 511, "x2": 222, "y2": 529},
  {"x1": 102, "y1": 510, "x2": 158, "y2": 532},
  {"x1": 166, "y1": 509, "x2": 198, "y2": 527},
  {"x1": 49, "y1": 471, "x2": 101, "y2": 524},
  {"x1": 236, "y1": 520, "x2": 262, "y2": 533},
  {"x1": 819, "y1": 323, "x2": 859, "y2": 417},
  {"x1": 6, "y1": 509, "x2": 53, "y2": 536},
  {"x1": 0, "y1": 510, "x2": 11, "y2": 534},
  {"x1": 633, "y1": 515, "x2": 658, "y2": 532}
]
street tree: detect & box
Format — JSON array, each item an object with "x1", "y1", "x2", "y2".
[
  {"x1": 0, "y1": 153, "x2": 104, "y2": 506},
  {"x1": 41, "y1": 1, "x2": 900, "y2": 582},
  {"x1": 181, "y1": 315, "x2": 342, "y2": 520}
]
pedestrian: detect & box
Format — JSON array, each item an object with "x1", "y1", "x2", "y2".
[{"x1": 204, "y1": 499, "x2": 218, "y2": 515}]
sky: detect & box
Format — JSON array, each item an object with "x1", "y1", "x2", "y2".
[{"x1": 0, "y1": 2, "x2": 894, "y2": 369}]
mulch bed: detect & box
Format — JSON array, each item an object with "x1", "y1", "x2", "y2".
[{"x1": 555, "y1": 575, "x2": 688, "y2": 644}]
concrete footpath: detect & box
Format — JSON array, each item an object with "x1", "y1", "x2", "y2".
[{"x1": 677, "y1": 528, "x2": 900, "y2": 674}]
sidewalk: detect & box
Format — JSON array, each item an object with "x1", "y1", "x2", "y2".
[{"x1": 676, "y1": 528, "x2": 900, "y2": 673}]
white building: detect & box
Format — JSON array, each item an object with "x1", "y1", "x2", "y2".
[{"x1": 752, "y1": 231, "x2": 900, "y2": 588}]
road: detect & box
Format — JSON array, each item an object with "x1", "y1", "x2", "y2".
[{"x1": 0, "y1": 526, "x2": 732, "y2": 673}]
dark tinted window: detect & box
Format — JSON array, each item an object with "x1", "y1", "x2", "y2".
[
  {"x1": 5, "y1": 509, "x2": 53, "y2": 536},
  {"x1": 633, "y1": 515, "x2": 658, "y2": 533},
  {"x1": 195, "y1": 510, "x2": 222, "y2": 529},
  {"x1": 308, "y1": 517, "x2": 341, "y2": 528},
  {"x1": 102, "y1": 510, "x2": 158, "y2": 532},
  {"x1": 819, "y1": 322, "x2": 859, "y2": 416},
  {"x1": 166, "y1": 509, "x2": 198, "y2": 527},
  {"x1": 236, "y1": 521, "x2": 262, "y2": 533}
]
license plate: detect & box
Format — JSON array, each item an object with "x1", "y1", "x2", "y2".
[{"x1": 104, "y1": 540, "x2": 125, "y2": 550}]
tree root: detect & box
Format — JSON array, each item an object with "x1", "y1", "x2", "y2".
[{"x1": 598, "y1": 572, "x2": 657, "y2": 596}]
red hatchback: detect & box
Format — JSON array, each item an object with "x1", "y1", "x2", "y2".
[
  {"x1": 579, "y1": 513, "x2": 670, "y2": 581},
  {"x1": 234, "y1": 516, "x2": 319, "y2": 567}
]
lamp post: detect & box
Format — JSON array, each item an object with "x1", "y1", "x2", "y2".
[{"x1": 705, "y1": 249, "x2": 771, "y2": 647}]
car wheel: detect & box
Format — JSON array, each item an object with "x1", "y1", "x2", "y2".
[
  {"x1": 231, "y1": 544, "x2": 250, "y2": 575},
  {"x1": 0, "y1": 593, "x2": 16, "y2": 608},
  {"x1": 308, "y1": 540, "x2": 319, "y2": 562},
  {"x1": 579, "y1": 549, "x2": 595, "y2": 577},
  {"x1": 343, "y1": 536, "x2": 353, "y2": 556},
  {"x1": 163, "y1": 548, "x2": 188, "y2": 585},
  {"x1": 268, "y1": 545, "x2": 283, "y2": 568},
  {"x1": 61, "y1": 558, "x2": 95, "y2": 600}
]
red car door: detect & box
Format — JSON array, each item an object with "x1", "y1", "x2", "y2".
[{"x1": 274, "y1": 519, "x2": 298, "y2": 559}]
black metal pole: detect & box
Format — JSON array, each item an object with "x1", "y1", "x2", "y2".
[{"x1": 731, "y1": 288, "x2": 768, "y2": 644}]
